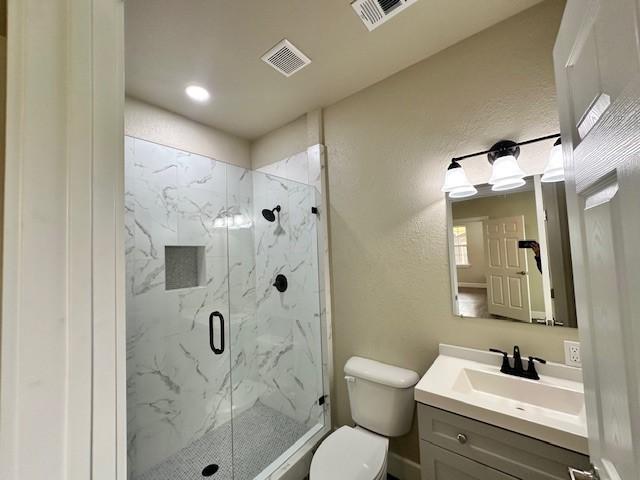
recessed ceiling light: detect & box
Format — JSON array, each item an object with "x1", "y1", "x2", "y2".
[{"x1": 185, "y1": 85, "x2": 211, "y2": 103}]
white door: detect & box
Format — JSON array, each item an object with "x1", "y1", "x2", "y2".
[
  {"x1": 555, "y1": 0, "x2": 640, "y2": 478},
  {"x1": 485, "y1": 216, "x2": 532, "y2": 322}
]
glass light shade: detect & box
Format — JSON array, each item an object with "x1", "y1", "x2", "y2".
[
  {"x1": 442, "y1": 164, "x2": 473, "y2": 193},
  {"x1": 491, "y1": 177, "x2": 526, "y2": 191},
  {"x1": 541, "y1": 142, "x2": 564, "y2": 183},
  {"x1": 488, "y1": 155, "x2": 526, "y2": 190},
  {"x1": 449, "y1": 184, "x2": 478, "y2": 198}
]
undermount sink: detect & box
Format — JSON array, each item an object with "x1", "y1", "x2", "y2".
[
  {"x1": 415, "y1": 344, "x2": 588, "y2": 454},
  {"x1": 453, "y1": 367, "x2": 584, "y2": 416}
]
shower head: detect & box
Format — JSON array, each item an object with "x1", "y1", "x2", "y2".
[{"x1": 261, "y1": 205, "x2": 281, "y2": 222}]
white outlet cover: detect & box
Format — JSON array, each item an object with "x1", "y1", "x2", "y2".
[{"x1": 564, "y1": 340, "x2": 581, "y2": 367}]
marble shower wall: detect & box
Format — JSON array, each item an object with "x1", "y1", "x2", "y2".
[
  {"x1": 126, "y1": 136, "x2": 255, "y2": 479},
  {"x1": 126, "y1": 138, "x2": 325, "y2": 479},
  {"x1": 253, "y1": 152, "x2": 325, "y2": 427}
]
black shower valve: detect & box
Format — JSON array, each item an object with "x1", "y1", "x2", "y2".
[{"x1": 273, "y1": 274, "x2": 288, "y2": 292}]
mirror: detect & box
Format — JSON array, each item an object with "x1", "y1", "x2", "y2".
[{"x1": 447, "y1": 175, "x2": 577, "y2": 328}]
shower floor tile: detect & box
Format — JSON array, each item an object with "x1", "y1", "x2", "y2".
[{"x1": 134, "y1": 402, "x2": 310, "y2": 480}]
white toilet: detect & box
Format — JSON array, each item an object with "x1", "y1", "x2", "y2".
[{"x1": 310, "y1": 356, "x2": 420, "y2": 480}]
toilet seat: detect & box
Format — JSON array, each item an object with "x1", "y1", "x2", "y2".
[{"x1": 310, "y1": 426, "x2": 388, "y2": 480}]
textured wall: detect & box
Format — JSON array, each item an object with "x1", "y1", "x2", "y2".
[
  {"x1": 125, "y1": 97, "x2": 251, "y2": 169},
  {"x1": 323, "y1": 0, "x2": 576, "y2": 462},
  {"x1": 250, "y1": 115, "x2": 308, "y2": 170}
]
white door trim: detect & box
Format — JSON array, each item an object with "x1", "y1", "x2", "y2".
[
  {"x1": 0, "y1": 0, "x2": 125, "y2": 478},
  {"x1": 533, "y1": 175, "x2": 554, "y2": 324},
  {"x1": 446, "y1": 199, "x2": 460, "y2": 315}
]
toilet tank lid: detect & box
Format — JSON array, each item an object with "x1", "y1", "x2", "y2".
[{"x1": 344, "y1": 357, "x2": 420, "y2": 388}]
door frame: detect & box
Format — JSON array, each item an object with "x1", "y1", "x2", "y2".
[
  {"x1": 0, "y1": 0, "x2": 126, "y2": 479},
  {"x1": 533, "y1": 175, "x2": 554, "y2": 324}
]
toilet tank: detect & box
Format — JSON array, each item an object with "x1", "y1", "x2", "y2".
[{"x1": 344, "y1": 356, "x2": 420, "y2": 437}]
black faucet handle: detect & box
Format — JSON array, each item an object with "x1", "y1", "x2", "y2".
[
  {"x1": 525, "y1": 356, "x2": 546, "y2": 380},
  {"x1": 529, "y1": 356, "x2": 546, "y2": 364},
  {"x1": 490, "y1": 348, "x2": 512, "y2": 374}
]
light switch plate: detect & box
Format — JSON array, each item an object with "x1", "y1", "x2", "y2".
[{"x1": 564, "y1": 340, "x2": 581, "y2": 367}]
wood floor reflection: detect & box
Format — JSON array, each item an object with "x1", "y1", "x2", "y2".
[{"x1": 458, "y1": 287, "x2": 489, "y2": 318}]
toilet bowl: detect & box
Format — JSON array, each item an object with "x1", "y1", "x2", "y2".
[
  {"x1": 310, "y1": 426, "x2": 388, "y2": 480},
  {"x1": 310, "y1": 357, "x2": 419, "y2": 480}
]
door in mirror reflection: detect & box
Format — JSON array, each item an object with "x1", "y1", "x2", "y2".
[{"x1": 485, "y1": 216, "x2": 531, "y2": 322}]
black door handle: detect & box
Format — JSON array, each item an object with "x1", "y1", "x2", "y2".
[{"x1": 209, "y1": 311, "x2": 225, "y2": 355}]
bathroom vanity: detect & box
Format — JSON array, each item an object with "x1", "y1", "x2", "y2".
[{"x1": 415, "y1": 345, "x2": 590, "y2": 480}]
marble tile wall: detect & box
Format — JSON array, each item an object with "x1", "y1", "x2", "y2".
[
  {"x1": 126, "y1": 138, "x2": 325, "y2": 479},
  {"x1": 253, "y1": 151, "x2": 325, "y2": 428},
  {"x1": 126, "y1": 137, "x2": 240, "y2": 478},
  {"x1": 250, "y1": 172, "x2": 324, "y2": 428}
]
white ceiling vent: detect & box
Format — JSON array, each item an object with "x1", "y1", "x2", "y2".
[
  {"x1": 351, "y1": 0, "x2": 418, "y2": 31},
  {"x1": 261, "y1": 39, "x2": 311, "y2": 77}
]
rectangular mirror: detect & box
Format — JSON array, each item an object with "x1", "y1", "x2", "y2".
[{"x1": 447, "y1": 175, "x2": 577, "y2": 328}]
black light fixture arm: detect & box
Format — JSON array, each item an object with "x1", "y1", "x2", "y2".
[{"x1": 451, "y1": 133, "x2": 560, "y2": 163}]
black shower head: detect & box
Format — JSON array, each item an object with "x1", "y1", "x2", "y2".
[{"x1": 261, "y1": 205, "x2": 281, "y2": 222}]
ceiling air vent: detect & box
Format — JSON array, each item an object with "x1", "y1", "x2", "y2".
[
  {"x1": 261, "y1": 39, "x2": 311, "y2": 77},
  {"x1": 351, "y1": 0, "x2": 418, "y2": 31}
]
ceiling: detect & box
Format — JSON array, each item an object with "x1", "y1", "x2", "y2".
[{"x1": 125, "y1": 0, "x2": 542, "y2": 140}]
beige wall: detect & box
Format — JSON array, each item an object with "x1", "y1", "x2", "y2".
[
  {"x1": 454, "y1": 220, "x2": 485, "y2": 285},
  {"x1": 250, "y1": 114, "x2": 308, "y2": 169},
  {"x1": 322, "y1": 0, "x2": 576, "y2": 462},
  {"x1": 125, "y1": 97, "x2": 251, "y2": 168},
  {"x1": 453, "y1": 191, "x2": 545, "y2": 312}
]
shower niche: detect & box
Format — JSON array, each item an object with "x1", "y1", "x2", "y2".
[
  {"x1": 125, "y1": 137, "x2": 327, "y2": 480},
  {"x1": 164, "y1": 245, "x2": 206, "y2": 290}
]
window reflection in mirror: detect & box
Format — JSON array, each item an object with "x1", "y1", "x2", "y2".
[{"x1": 447, "y1": 175, "x2": 577, "y2": 328}]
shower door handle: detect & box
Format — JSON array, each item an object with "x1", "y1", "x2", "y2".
[{"x1": 209, "y1": 311, "x2": 225, "y2": 355}]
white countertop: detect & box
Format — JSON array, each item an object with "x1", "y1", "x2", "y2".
[{"x1": 414, "y1": 344, "x2": 588, "y2": 454}]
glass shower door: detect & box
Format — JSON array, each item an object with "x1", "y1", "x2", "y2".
[
  {"x1": 227, "y1": 169, "x2": 326, "y2": 479},
  {"x1": 125, "y1": 137, "x2": 234, "y2": 480}
]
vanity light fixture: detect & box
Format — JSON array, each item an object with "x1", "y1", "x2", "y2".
[
  {"x1": 441, "y1": 160, "x2": 477, "y2": 198},
  {"x1": 441, "y1": 133, "x2": 562, "y2": 198},
  {"x1": 487, "y1": 140, "x2": 526, "y2": 191},
  {"x1": 541, "y1": 138, "x2": 564, "y2": 183},
  {"x1": 185, "y1": 84, "x2": 211, "y2": 103}
]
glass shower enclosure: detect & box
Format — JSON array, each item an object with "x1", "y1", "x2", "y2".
[{"x1": 125, "y1": 137, "x2": 326, "y2": 479}]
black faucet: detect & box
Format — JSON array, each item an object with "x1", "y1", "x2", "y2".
[
  {"x1": 512, "y1": 346, "x2": 524, "y2": 375},
  {"x1": 490, "y1": 346, "x2": 546, "y2": 381}
]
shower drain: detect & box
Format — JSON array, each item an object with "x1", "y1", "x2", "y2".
[{"x1": 202, "y1": 464, "x2": 219, "y2": 477}]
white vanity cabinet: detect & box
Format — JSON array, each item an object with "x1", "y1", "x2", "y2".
[{"x1": 418, "y1": 404, "x2": 590, "y2": 480}]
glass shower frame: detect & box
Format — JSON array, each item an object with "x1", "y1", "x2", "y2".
[{"x1": 125, "y1": 136, "x2": 330, "y2": 480}]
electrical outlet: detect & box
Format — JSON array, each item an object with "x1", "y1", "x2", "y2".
[{"x1": 564, "y1": 340, "x2": 581, "y2": 367}]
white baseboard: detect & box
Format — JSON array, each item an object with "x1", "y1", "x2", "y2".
[
  {"x1": 457, "y1": 282, "x2": 487, "y2": 289},
  {"x1": 531, "y1": 311, "x2": 547, "y2": 320},
  {"x1": 388, "y1": 452, "x2": 421, "y2": 480}
]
